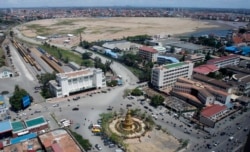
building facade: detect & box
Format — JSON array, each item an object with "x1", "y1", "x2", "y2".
[
  {"x1": 199, "y1": 104, "x2": 228, "y2": 127},
  {"x1": 151, "y1": 62, "x2": 194, "y2": 90},
  {"x1": 207, "y1": 54, "x2": 240, "y2": 68},
  {"x1": 172, "y1": 77, "x2": 231, "y2": 106},
  {"x1": 138, "y1": 46, "x2": 158, "y2": 62},
  {"x1": 49, "y1": 68, "x2": 106, "y2": 97}
]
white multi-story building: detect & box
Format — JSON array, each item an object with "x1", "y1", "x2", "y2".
[
  {"x1": 151, "y1": 61, "x2": 194, "y2": 90},
  {"x1": 0, "y1": 66, "x2": 13, "y2": 78},
  {"x1": 49, "y1": 68, "x2": 106, "y2": 97},
  {"x1": 138, "y1": 46, "x2": 158, "y2": 62},
  {"x1": 207, "y1": 54, "x2": 240, "y2": 68}
]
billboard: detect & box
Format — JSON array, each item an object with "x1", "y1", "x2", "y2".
[{"x1": 22, "y1": 95, "x2": 31, "y2": 108}]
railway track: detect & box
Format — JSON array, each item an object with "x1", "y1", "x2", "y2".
[{"x1": 10, "y1": 39, "x2": 41, "y2": 71}]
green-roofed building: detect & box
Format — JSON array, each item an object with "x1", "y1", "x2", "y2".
[
  {"x1": 11, "y1": 121, "x2": 25, "y2": 133},
  {"x1": 24, "y1": 116, "x2": 48, "y2": 132},
  {"x1": 151, "y1": 61, "x2": 194, "y2": 90},
  {"x1": 163, "y1": 62, "x2": 186, "y2": 69}
]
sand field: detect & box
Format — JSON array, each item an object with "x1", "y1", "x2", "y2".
[
  {"x1": 20, "y1": 17, "x2": 220, "y2": 44},
  {"x1": 125, "y1": 129, "x2": 180, "y2": 152}
]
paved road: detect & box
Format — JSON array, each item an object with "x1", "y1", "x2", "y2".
[
  {"x1": 0, "y1": 41, "x2": 44, "y2": 103},
  {"x1": 10, "y1": 24, "x2": 250, "y2": 152}
]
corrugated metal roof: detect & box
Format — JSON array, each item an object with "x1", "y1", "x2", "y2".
[
  {"x1": 10, "y1": 133, "x2": 37, "y2": 145},
  {"x1": 0, "y1": 120, "x2": 12, "y2": 133}
]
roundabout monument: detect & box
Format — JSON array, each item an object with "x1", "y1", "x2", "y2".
[{"x1": 109, "y1": 109, "x2": 148, "y2": 139}]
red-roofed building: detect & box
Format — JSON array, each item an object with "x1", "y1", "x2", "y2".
[
  {"x1": 199, "y1": 104, "x2": 228, "y2": 127},
  {"x1": 139, "y1": 46, "x2": 158, "y2": 62},
  {"x1": 201, "y1": 104, "x2": 227, "y2": 118},
  {"x1": 233, "y1": 34, "x2": 243, "y2": 44},
  {"x1": 193, "y1": 64, "x2": 219, "y2": 75},
  {"x1": 51, "y1": 143, "x2": 63, "y2": 152},
  {"x1": 207, "y1": 54, "x2": 240, "y2": 68}
]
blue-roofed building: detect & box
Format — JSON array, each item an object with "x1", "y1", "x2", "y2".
[
  {"x1": 105, "y1": 49, "x2": 118, "y2": 59},
  {"x1": 0, "y1": 120, "x2": 12, "y2": 139},
  {"x1": 157, "y1": 56, "x2": 179, "y2": 65},
  {"x1": 225, "y1": 46, "x2": 239, "y2": 52},
  {"x1": 10, "y1": 133, "x2": 37, "y2": 145},
  {"x1": 241, "y1": 46, "x2": 250, "y2": 56},
  {"x1": 225, "y1": 46, "x2": 250, "y2": 56}
]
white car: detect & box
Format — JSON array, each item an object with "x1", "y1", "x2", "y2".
[{"x1": 53, "y1": 104, "x2": 59, "y2": 107}]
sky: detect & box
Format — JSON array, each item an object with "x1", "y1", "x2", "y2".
[{"x1": 0, "y1": 0, "x2": 250, "y2": 9}]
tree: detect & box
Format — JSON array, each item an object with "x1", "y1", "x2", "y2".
[
  {"x1": 37, "y1": 73, "x2": 56, "y2": 98},
  {"x1": 80, "y1": 40, "x2": 92, "y2": 49},
  {"x1": 107, "y1": 80, "x2": 117, "y2": 87},
  {"x1": 180, "y1": 54, "x2": 186, "y2": 62},
  {"x1": 9, "y1": 85, "x2": 29, "y2": 111},
  {"x1": 205, "y1": 51, "x2": 211, "y2": 62},
  {"x1": 81, "y1": 60, "x2": 94, "y2": 67},
  {"x1": 10, "y1": 30, "x2": 14, "y2": 37},
  {"x1": 189, "y1": 35, "x2": 195, "y2": 43},
  {"x1": 82, "y1": 52, "x2": 93, "y2": 59},
  {"x1": 170, "y1": 46, "x2": 175, "y2": 53},
  {"x1": 63, "y1": 56, "x2": 69, "y2": 63},
  {"x1": 150, "y1": 95, "x2": 164, "y2": 108},
  {"x1": 131, "y1": 88, "x2": 143, "y2": 96}
]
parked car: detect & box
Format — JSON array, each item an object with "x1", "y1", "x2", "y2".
[
  {"x1": 220, "y1": 132, "x2": 226, "y2": 136},
  {"x1": 107, "y1": 106, "x2": 113, "y2": 111},
  {"x1": 72, "y1": 107, "x2": 79, "y2": 111},
  {"x1": 34, "y1": 110, "x2": 41, "y2": 113},
  {"x1": 207, "y1": 144, "x2": 212, "y2": 149},
  {"x1": 126, "y1": 104, "x2": 132, "y2": 108},
  {"x1": 53, "y1": 104, "x2": 59, "y2": 107},
  {"x1": 97, "y1": 119, "x2": 102, "y2": 124},
  {"x1": 95, "y1": 144, "x2": 102, "y2": 151},
  {"x1": 75, "y1": 123, "x2": 80, "y2": 129},
  {"x1": 109, "y1": 143, "x2": 116, "y2": 148}
]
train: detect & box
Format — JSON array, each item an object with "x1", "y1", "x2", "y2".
[
  {"x1": 41, "y1": 55, "x2": 64, "y2": 73},
  {"x1": 11, "y1": 39, "x2": 41, "y2": 71},
  {"x1": 37, "y1": 47, "x2": 63, "y2": 66}
]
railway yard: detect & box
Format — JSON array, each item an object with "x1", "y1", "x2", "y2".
[{"x1": 3, "y1": 38, "x2": 66, "y2": 78}]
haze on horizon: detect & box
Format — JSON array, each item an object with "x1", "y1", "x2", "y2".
[{"x1": 0, "y1": 0, "x2": 250, "y2": 9}]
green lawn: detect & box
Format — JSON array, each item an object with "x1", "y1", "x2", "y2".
[
  {"x1": 72, "y1": 27, "x2": 87, "y2": 35},
  {"x1": 40, "y1": 45, "x2": 83, "y2": 65}
]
